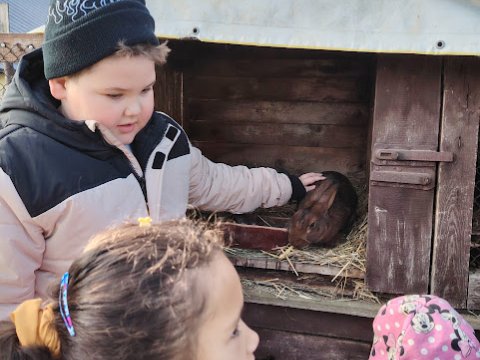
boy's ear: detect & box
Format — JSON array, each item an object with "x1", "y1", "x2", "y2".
[{"x1": 48, "y1": 78, "x2": 67, "y2": 100}]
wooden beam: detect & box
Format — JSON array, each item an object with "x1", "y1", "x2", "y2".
[
  {"x1": 253, "y1": 328, "x2": 371, "y2": 359},
  {"x1": 243, "y1": 280, "x2": 380, "y2": 318},
  {"x1": 230, "y1": 253, "x2": 364, "y2": 279},
  {"x1": 244, "y1": 303, "x2": 374, "y2": 342},
  {"x1": 0, "y1": 4, "x2": 9, "y2": 33},
  {"x1": 468, "y1": 271, "x2": 480, "y2": 310},
  {"x1": 193, "y1": 142, "x2": 366, "y2": 176},
  {"x1": 433, "y1": 57, "x2": 480, "y2": 307}
]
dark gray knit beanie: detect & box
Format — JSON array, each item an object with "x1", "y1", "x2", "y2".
[{"x1": 43, "y1": 0, "x2": 160, "y2": 79}]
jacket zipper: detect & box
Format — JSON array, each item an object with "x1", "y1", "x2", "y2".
[
  {"x1": 114, "y1": 146, "x2": 149, "y2": 213},
  {"x1": 133, "y1": 171, "x2": 149, "y2": 213}
]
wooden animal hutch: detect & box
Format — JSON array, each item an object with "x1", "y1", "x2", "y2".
[
  {"x1": 2, "y1": 1, "x2": 480, "y2": 357},
  {"x1": 153, "y1": 43, "x2": 480, "y2": 358},
  {"x1": 147, "y1": 1, "x2": 480, "y2": 358}
]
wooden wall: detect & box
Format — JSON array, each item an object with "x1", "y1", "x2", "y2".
[
  {"x1": 158, "y1": 41, "x2": 374, "y2": 180},
  {"x1": 244, "y1": 301, "x2": 373, "y2": 359}
]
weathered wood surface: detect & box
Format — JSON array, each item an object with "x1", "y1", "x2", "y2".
[
  {"x1": 468, "y1": 271, "x2": 480, "y2": 310},
  {"x1": 154, "y1": 64, "x2": 184, "y2": 126},
  {"x1": 0, "y1": 4, "x2": 9, "y2": 33},
  {"x1": 244, "y1": 303, "x2": 374, "y2": 342},
  {"x1": 188, "y1": 99, "x2": 368, "y2": 125},
  {"x1": 190, "y1": 121, "x2": 366, "y2": 147},
  {"x1": 238, "y1": 267, "x2": 362, "y2": 298},
  {"x1": 243, "y1": 278, "x2": 381, "y2": 318},
  {"x1": 432, "y1": 57, "x2": 480, "y2": 308},
  {"x1": 253, "y1": 328, "x2": 371, "y2": 359},
  {"x1": 366, "y1": 55, "x2": 442, "y2": 294},
  {"x1": 231, "y1": 253, "x2": 364, "y2": 278},
  {"x1": 243, "y1": 276, "x2": 480, "y2": 328},
  {"x1": 185, "y1": 75, "x2": 369, "y2": 102},
  {"x1": 176, "y1": 41, "x2": 373, "y2": 177},
  {"x1": 244, "y1": 299, "x2": 373, "y2": 359},
  {"x1": 193, "y1": 142, "x2": 366, "y2": 176},
  {"x1": 222, "y1": 222, "x2": 288, "y2": 250},
  {"x1": 188, "y1": 57, "x2": 372, "y2": 77}
]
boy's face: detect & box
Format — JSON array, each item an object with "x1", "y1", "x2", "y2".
[
  {"x1": 49, "y1": 54, "x2": 156, "y2": 145},
  {"x1": 196, "y1": 253, "x2": 259, "y2": 360}
]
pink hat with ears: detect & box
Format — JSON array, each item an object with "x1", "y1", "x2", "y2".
[{"x1": 369, "y1": 295, "x2": 480, "y2": 360}]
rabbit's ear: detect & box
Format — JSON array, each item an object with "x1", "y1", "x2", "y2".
[
  {"x1": 320, "y1": 185, "x2": 338, "y2": 210},
  {"x1": 302, "y1": 179, "x2": 333, "y2": 208}
]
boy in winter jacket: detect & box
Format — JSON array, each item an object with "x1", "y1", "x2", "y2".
[{"x1": 0, "y1": 0, "x2": 323, "y2": 319}]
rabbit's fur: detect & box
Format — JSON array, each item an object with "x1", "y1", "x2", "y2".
[{"x1": 288, "y1": 171, "x2": 358, "y2": 248}]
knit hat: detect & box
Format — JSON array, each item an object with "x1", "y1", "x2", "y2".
[
  {"x1": 369, "y1": 295, "x2": 480, "y2": 359},
  {"x1": 43, "y1": 0, "x2": 160, "y2": 79}
]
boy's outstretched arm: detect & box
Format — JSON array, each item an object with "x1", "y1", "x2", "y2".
[{"x1": 188, "y1": 146, "x2": 324, "y2": 213}]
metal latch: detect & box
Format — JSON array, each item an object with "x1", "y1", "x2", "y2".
[
  {"x1": 370, "y1": 171, "x2": 433, "y2": 186},
  {"x1": 374, "y1": 149, "x2": 453, "y2": 162}
]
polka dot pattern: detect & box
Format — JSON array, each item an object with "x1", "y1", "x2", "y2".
[{"x1": 368, "y1": 295, "x2": 480, "y2": 360}]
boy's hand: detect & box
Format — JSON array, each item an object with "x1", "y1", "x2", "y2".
[{"x1": 299, "y1": 172, "x2": 326, "y2": 192}]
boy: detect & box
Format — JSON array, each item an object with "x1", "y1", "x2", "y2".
[{"x1": 0, "y1": 0, "x2": 323, "y2": 319}]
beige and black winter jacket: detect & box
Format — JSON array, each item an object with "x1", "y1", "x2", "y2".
[{"x1": 0, "y1": 49, "x2": 303, "y2": 319}]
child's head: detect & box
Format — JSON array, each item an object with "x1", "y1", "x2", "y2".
[
  {"x1": 369, "y1": 294, "x2": 480, "y2": 359},
  {"x1": 44, "y1": 0, "x2": 169, "y2": 144},
  {"x1": 1, "y1": 219, "x2": 259, "y2": 360}
]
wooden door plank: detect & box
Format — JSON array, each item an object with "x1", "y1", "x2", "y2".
[
  {"x1": 185, "y1": 75, "x2": 368, "y2": 102},
  {"x1": 0, "y1": 4, "x2": 9, "y2": 33},
  {"x1": 189, "y1": 121, "x2": 366, "y2": 148},
  {"x1": 193, "y1": 142, "x2": 366, "y2": 175},
  {"x1": 254, "y1": 328, "x2": 371, "y2": 360},
  {"x1": 154, "y1": 64, "x2": 184, "y2": 126},
  {"x1": 187, "y1": 57, "x2": 371, "y2": 78},
  {"x1": 366, "y1": 55, "x2": 442, "y2": 294},
  {"x1": 468, "y1": 271, "x2": 480, "y2": 309},
  {"x1": 244, "y1": 303, "x2": 374, "y2": 342},
  {"x1": 188, "y1": 99, "x2": 369, "y2": 125},
  {"x1": 432, "y1": 57, "x2": 480, "y2": 308},
  {"x1": 230, "y1": 254, "x2": 364, "y2": 279}
]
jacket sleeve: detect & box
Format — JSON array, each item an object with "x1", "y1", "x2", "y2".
[
  {"x1": 188, "y1": 146, "x2": 293, "y2": 213},
  {"x1": 0, "y1": 169, "x2": 44, "y2": 320}
]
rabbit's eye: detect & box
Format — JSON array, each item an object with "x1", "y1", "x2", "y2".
[{"x1": 308, "y1": 223, "x2": 315, "y2": 229}]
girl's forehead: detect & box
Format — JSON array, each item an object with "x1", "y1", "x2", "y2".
[{"x1": 201, "y1": 254, "x2": 244, "y2": 316}]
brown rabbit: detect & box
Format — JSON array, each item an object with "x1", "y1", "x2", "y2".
[{"x1": 288, "y1": 171, "x2": 358, "y2": 248}]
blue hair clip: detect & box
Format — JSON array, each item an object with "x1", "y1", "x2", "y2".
[{"x1": 59, "y1": 272, "x2": 76, "y2": 337}]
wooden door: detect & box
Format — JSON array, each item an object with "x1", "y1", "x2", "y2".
[
  {"x1": 367, "y1": 55, "x2": 480, "y2": 305},
  {"x1": 366, "y1": 55, "x2": 442, "y2": 294}
]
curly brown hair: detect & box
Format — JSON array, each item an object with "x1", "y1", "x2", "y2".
[{"x1": 0, "y1": 219, "x2": 224, "y2": 360}]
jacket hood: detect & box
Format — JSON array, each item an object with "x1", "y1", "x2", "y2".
[{"x1": 0, "y1": 48, "x2": 116, "y2": 158}]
